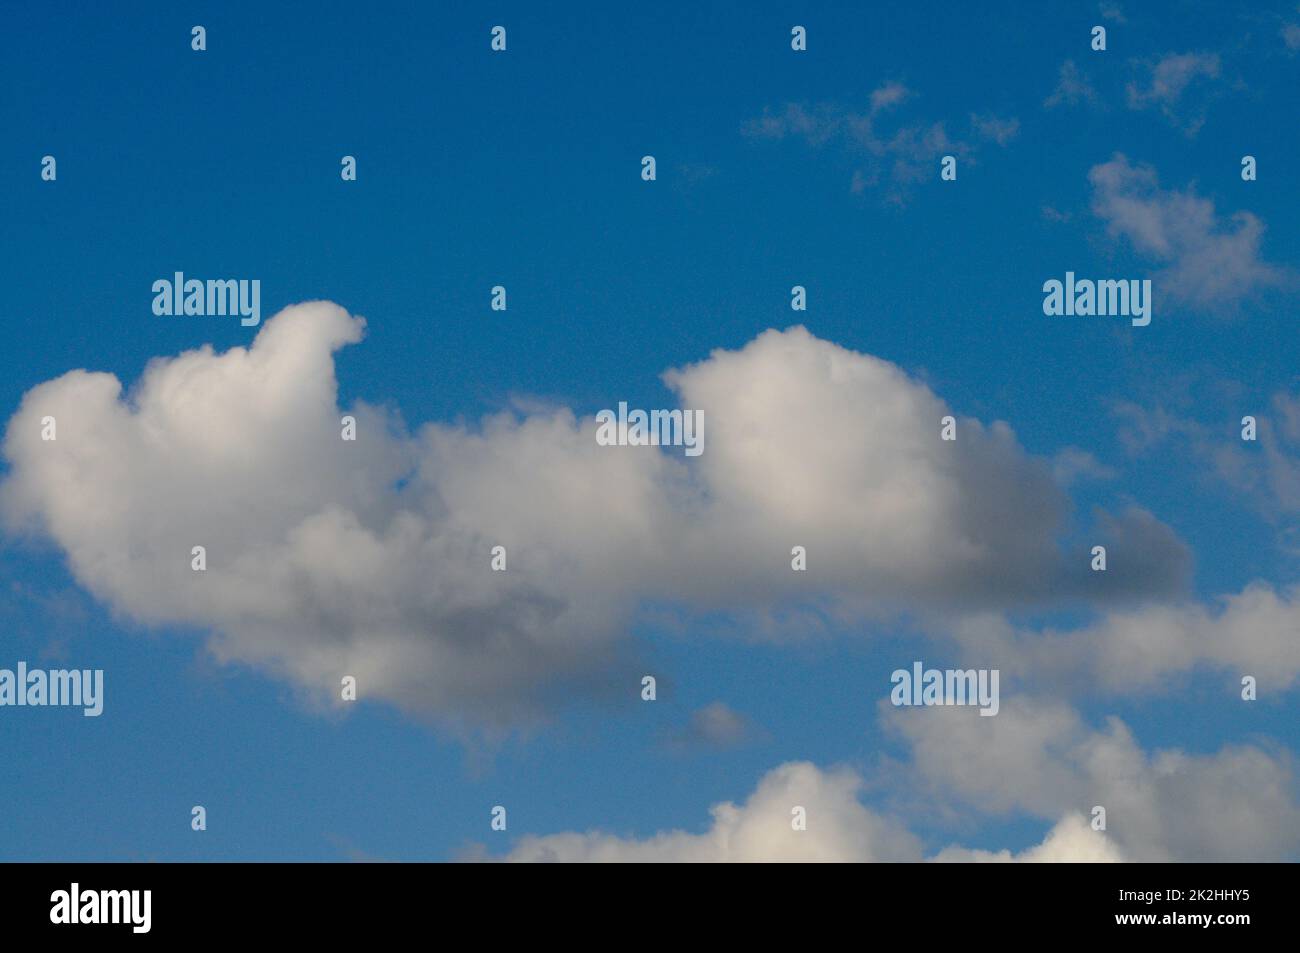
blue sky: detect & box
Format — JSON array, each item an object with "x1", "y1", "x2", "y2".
[{"x1": 2, "y1": 1, "x2": 1299, "y2": 861}]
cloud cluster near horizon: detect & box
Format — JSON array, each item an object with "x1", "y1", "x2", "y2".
[
  {"x1": 496, "y1": 759, "x2": 1128, "y2": 863},
  {"x1": 5, "y1": 302, "x2": 1299, "y2": 861},
  {"x1": 498, "y1": 692, "x2": 1300, "y2": 863}
]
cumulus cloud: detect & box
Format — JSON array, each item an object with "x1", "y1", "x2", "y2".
[
  {"x1": 932, "y1": 814, "x2": 1124, "y2": 862},
  {"x1": 500, "y1": 703, "x2": 1300, "y2": 862},
  {"x1": 1125, "y1": 52, "x2": 1222, "y2": 135},
  {"x1": 0, "y1": 303, "x2": 667, "y2": 724},
  {"x1": 1088, "y1": 154, "x2": 1287, "y2": 311},
  {"x1": 502, "y1": 761, "x2": 921, "y2": 862},
  {"x1": 885, "y1": 697, "x2": 1300, "y2": 861},
  {"x1": 500, "y1": 761, "x2": 1121, "y2": 862},
  {"x1": 743, "y1": 84, "x2": 1015, "y2": 201},
  {"x1": 1, "y1": 303, "x2": 1186, "y2": 723},
  {"x1": 1110, "y1": 391, "x2": 1300, "y2": 553},
  {"x1": 952, "y1": 583, "x2": 1300, "y2": 697},
  {"x1": 1111, "y1": 398, "x2": 1204, "y2": 456}
]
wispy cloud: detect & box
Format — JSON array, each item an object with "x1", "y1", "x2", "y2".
[
  {"x1": 1051, "y1": 447, "x2": 1117, "y2": 486},
  {"x1": 1125, "y1": 52, "x2": 1222, "y2": 136},
  {"x1": 744, "y1": 83, "x2": 1016, "y2": 203},
  {"x1": 1045, "y1": 60, "x2": 1100, "y2": 109},
  {"x1": 1089, "y1": 153, "x2": 1287, "y2": 311},
  {"x1": 1283, "y1": 20, "x2": 1300, "y2": 52},
  {"x1": 1110, "y1": 385, "x2": 1300, "y2": 554},
  {"x1": 1099, "y1": 1, "x2": 1126, "y2": 24},
  {"x1": 1, "y1": 304, "x2": 1187, "y2": 727},
  {"x1": 498, "y1": 695, "x2": 1300, "y2": 862},
  {"x1": 970, "y1": 113, "x2": 1020, "y2": 146}
]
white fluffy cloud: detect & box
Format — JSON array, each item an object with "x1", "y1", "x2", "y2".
[
  {"x1": 885, "y1": 697, "x2": 1300, "y2": 861},
  {"x1": 504, "y1": 762, "x2": 921, "y2": 862},
  {"x1": 931, "y1": 814, "x2": 1124, "y2": 863},
  {"x1": 1, "y1": 303, "x2": 1186, "y2": 722},
  {"x1": 1111, "y1": 389, "x2": 1300, "y2": 547},
  {"x1": 663, "y1": 327, "x2": 1185, "y2": 613},
  {"x1": 952, "y1": 583, "x2": 1300, "y2": 697},
  {"x1": 500, "y1": 694, "x2": 1299, "y2": 862},
  {"x1": 501, "y1": 761, "x2": 1121, "y2": 863},
  {"x1": 1, "y1": 303, "x2": 649, "y2": 723},
  {"x1": 4, "y1": 305, "x2": 1294, "y2": 860},
  {"x1": 1089, "y1": 154, "x2": 1286, "y2": 310},
  {"x1": 666, "y1": 702, "x2": 759, "y2": 751}
]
